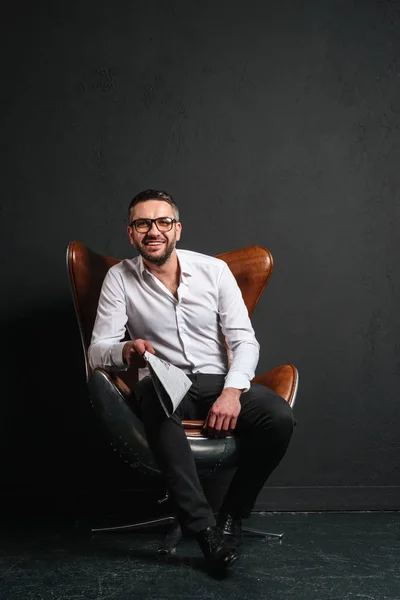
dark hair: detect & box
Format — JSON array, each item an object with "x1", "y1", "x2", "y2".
[{"x1": 128, "y1": 189, "x2": 179, "y2": 221}]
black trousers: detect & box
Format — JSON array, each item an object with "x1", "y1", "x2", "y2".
[{"x1": 134, "y1": 373, "x2": 294, "y2": 534}]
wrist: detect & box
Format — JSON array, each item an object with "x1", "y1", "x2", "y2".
[
  {"x1": 122, "y1": 341, "x2": 134, "y2": 363},
  {"x1": 222, "y1": 387, "x2": 243, "y2": 400}
]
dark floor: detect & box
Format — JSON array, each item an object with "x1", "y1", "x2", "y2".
[{"x1": 0, "y1": 512, "x2": 399, "y2": 599}]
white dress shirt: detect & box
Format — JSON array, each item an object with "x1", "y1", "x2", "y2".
[{"x1": 88, "y1": 249, "x2": 260, "y2": 391}]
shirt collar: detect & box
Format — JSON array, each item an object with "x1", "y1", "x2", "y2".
[
  {"x1": 177, "y1": 251, "x2": 193, "y2": 278},
  {"x1": 138, "y1": 255, "x2": 147, "y2": 276}
]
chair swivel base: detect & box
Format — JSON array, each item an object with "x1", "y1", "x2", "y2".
[
  {"x1": 90, "y1": 516, "x2": 284, "y2": 555},
  {"x1": 90, "y1": 515, "x2": 175, "y2": 534},
  {"x1": 155, "y1": 522, "x2": 284, "y2": 556},
  {"x1": 243, "y1": 526, "x2": 284, "y2": 540},
  {"x1": 89, "y1": 516, "x2": 181, "y2": 555}
]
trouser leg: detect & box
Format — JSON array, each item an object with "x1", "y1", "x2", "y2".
[
  {"x1": 134, "y1": 375, "x2": 215, "y2": 534},
  {"x1": 220, "y1": 383, "x2": 294, "y2": 518}
]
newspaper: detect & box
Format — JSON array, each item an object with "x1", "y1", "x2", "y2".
[{"x1": 143, "y1": 351, "x2": 192, "y2": 417}]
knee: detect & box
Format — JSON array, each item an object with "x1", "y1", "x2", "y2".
[
  {"x1": 270, "y1": 399, "x2": 294, "y2": 440},
  {"x1": 258, "y1": 397, "x2": 294, "y2": 442}
]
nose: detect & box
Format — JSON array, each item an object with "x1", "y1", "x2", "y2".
[
  {"x1": 149, "y1": 221, "x2": 159, "y2": 232},
  {"x1": 148, "y1": 221, "x2": 160, "y2": 234}
]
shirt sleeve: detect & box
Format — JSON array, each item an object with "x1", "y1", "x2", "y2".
[
  {"x1": 88, "y1": 268, "x2": 129, "y2": 371},
  {"x1": 217, "y1": 263, "x2": 260, "y2": 392}
]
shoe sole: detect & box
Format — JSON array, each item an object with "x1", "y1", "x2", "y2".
[
  {"x1": 224, "y1": 553, "x2": 240, "y2": 567},
  {"x1": 209, "y1": 550, "x2": 240, "y2": 573}
]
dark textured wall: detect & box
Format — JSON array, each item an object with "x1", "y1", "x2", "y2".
[{"x1": 2, "y1": 0, "x2": 400, "y2": 514}]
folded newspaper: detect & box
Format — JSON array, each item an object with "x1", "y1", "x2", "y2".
[{"x1": 143, "y1": 351, "x2": 192, "y2": 417}]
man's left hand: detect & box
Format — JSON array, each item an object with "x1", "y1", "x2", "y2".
[{"x1": 203, "y1": 388, "x2": 242, "y2": 437}]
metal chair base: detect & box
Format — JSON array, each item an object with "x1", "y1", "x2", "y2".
[
  {"x1": 89, "y1": 515, "x2": 181, "y2": 555},
  {"x1": 243, "y1": 526, "x2": 284, "y2": 540},
  {"x1": 90, "y1": 515, "x2": 283, "y2": 556},
  {"x1": 90, "y1": 515, "x2": 175, "y2": 534}
]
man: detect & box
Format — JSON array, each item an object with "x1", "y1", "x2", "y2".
[{"x1": 89, "y1": 189, "x2": 294, "y2": 572}]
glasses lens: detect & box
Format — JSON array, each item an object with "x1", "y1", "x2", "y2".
[
  {"x1": 156, "y1": 218, "x2": 173, "y2": 231},
  {"x1": 135, "y1": 219, "x2": 151, "y2": 232}
]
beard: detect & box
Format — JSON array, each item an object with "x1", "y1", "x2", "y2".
[{"x1": 134, "y1": 235, "x2": 176, "y2": 266}]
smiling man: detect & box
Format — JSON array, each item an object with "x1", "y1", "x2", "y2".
[{"x1": 88, "y1": 189, "x2": 294, "y2": 572}]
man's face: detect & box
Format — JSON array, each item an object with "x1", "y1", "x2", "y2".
[{"x1": 127, "y1": 200, "x2": 182, "y2": 266}]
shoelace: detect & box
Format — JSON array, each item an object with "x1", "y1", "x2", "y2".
[
  {"x1": 220, "y1": 513, "x2": 234, "y2": 533},
  {"x1": 225, "y1": 514, "x2": 234, "y2": 528}
]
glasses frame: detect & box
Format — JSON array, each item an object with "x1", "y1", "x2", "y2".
[{"x1": 129, "y1": 217, "x2": 177, "y2": 233}]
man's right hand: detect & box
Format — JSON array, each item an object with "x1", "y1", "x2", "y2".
[{"x1": 123, "y1": 339, "x2": 155, "y2": 365}]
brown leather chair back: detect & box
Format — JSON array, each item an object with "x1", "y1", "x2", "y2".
[
  {"x1": 67, "y1": 241, "x2": 273, "y2": 380},
  {"x1": 216, "y1": 246, "x2": 273, "y2": 317}
]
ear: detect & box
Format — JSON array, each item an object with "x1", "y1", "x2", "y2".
[
  {"x1": 127, "y1": 225, "x2": 134, "y2": 245},
  {"x1": 175, "y1": 221, "x2": 182, "y2": 242}
]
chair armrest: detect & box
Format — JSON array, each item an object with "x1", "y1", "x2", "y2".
[
  {"x1": 181, "y1": 420, "x2": 205, "y2": 437},
  {"x1": 253, "y1": 364, "x2": 298, "y2": 406},
  {"x1": 109, "y1": 373, "x2": 132, "y2": 398}
]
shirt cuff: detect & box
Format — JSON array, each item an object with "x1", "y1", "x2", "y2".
[
  {"x1": 224, "y1": 372, "x2": 251, "y2": 393},
  {"x1": 110, "y1": 342, "x2": 129, "y2": 370}
]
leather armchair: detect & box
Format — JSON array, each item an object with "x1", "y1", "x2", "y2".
[{"x1": 67, "y1": 241, "x2": 298, "y2": 551}]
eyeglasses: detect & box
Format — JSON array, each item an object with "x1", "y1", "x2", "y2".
[{"x1": 130, "y1": 217, "x2": 177, "y2": 233}]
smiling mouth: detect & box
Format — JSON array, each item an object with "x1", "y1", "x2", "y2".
[{"x1": 144, "y1": 240, "x2": 165, "y2": 247}]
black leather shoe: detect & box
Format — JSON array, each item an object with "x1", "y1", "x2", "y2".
[
  {"x1": 217, "y1": 512, "x2": 243, "y2": 547},
  {"x1": 196, "y1": 526, "x2": 239, "y2": 571}
]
